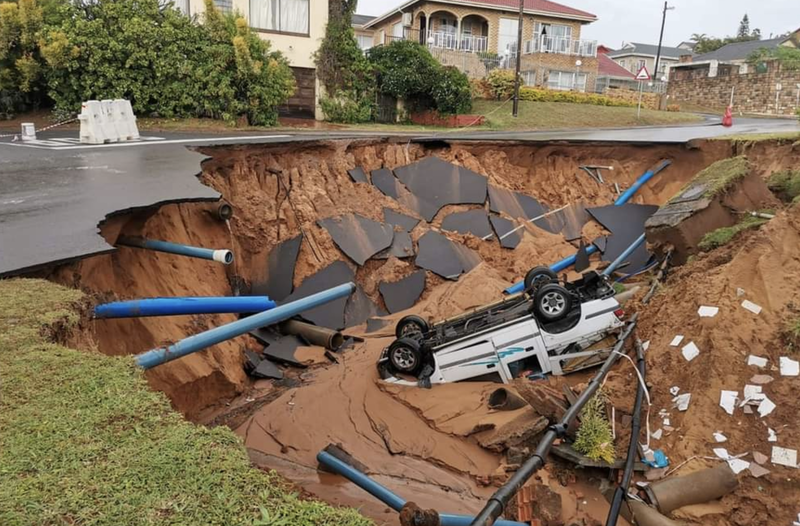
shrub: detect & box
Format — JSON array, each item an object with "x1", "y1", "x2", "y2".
[
  {"x1": 517, "y1": 87, "x2": 636, "y2": 107},
  {"x1": 573, "y1": 391, "x2": 615, "y2": 464},
  {"x1": 698, "y1": 214, "x2": 768, "y2": 251},
  {"x1": 320, "y1": 91, "x2": 373, "y2": 123},
  {"x1": 470, "y1": 78, "x2": 492, "y2": 100},
  {"x1": 0, "y1": 0, "x2": 47, "y2": 117},
  {"x1": 667, "y1": 104, "x2": 680, "y2": 112},
  {"x1": 767, "y1": 169, "x2": 800, "y2": 202},
  {"x1": 485, "y1": 69, "x2": 518, "y2": 100},
  {"x1": 41, "y1": 0, "x2": 294, "y2": 125},
  {"x1": 431, "y1": 66, "x2": 472, "y2": 114}
]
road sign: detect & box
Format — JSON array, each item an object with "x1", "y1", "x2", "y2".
[{"x1": 635, "y1": 66, "x2": 651, "y2": 81}]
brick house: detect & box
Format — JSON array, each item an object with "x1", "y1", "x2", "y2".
[
  {"x1": 363, "y1": 0, "x2": 600, "y2": 92},
  {"x1": 607, "y1": 42, "x2": 692, "y2": 81}
]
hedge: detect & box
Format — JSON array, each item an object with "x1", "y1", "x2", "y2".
[{"x1": 518, "y1": 87, "x2": 637, "y2": 107}]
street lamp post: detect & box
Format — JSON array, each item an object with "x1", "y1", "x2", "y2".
[
  {"x1": 575, "y1": 59, "x2": 582, "y2": 91},
  {"x1": 653, "y1": 2, "x2": 675, "y2": 84}
]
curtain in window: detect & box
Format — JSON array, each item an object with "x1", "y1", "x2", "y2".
[{"x1": 251, "y1": 0, "x2": 309, "y2": 33}]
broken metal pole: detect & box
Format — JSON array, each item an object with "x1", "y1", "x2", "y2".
[
  {"x1": 134, "y1": 283, "x2": 355, "y2": 369},
  {"x1": 605, "y1": 338, "x2": 647, "y2": 526},
  {"x1": 505, "y1": 161, "x2": 670, "y2": 295},
  {"x1": 602, "y1": 234, "x2": 647, "y2": 277},
  {"x1": 94, "y1": 296, "x2": 276, "y2": 319},
  {"x1": 280, "y1": 319, "x2": 344, "y2": 350},
  {"x1": 316, "y1": 451, "x2": 526, "y2": 526},
  {"x1": 469, "y1": 314, "x2": 639, "y2": 526},
  {"x1": 117, "y1": 235, "x2": 234, "y2": 265}
]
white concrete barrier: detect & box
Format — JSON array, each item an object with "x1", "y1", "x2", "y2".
[
  {"x1": 115, "y1": 99, "x2": 139, "y2": 140},
  {"x1": 79, "y1": 99, "x2": 139, "y2": 144}
]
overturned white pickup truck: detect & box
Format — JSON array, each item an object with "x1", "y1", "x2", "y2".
[{"x1": 378, "y1": 267, "x2": 626, "y2": 386}]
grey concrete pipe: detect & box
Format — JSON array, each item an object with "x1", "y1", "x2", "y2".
[
  {"x1": 281, "y1": 319, "x2": 344, "y2": 350},
  {"x1": 627, "y1": 500, "x2": 686, "y2": 526},
  {"x1": 487, "y1": 388, "x2": 528, "y2": 411},
  {"x1": 644, "y1": 463, "x2": 738, "y2": 514}
]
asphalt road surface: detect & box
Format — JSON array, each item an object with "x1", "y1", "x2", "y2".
[{"x1": 1, "y1": 117, "x2": 798, "y2": 276}]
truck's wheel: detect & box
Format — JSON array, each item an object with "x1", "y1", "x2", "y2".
[
  {"x1": 395, "y1": 315, "x2": 430, "y2": 339},
  {"x1": 534, "y1": 283, "x2": 573, "y2": 322},
  {"x1": 524, "y1": 266, "x2": 557, "y2": 292},
  {"x1": 388, "y1": 338, "x2": 423, "y2": 375}
]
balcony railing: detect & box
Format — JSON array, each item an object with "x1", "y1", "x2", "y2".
[
  {"x1": 427, "y1": 31, "x2": 489, "y2": 53},
  {"x1": 524, "y1": 35, "x2": 597, "y2": 57}
]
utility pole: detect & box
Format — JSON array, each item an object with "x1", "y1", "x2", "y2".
[
  {"x1": 512, "y1": 0, "x2": 524, "y2": 117},
  {"x1": 653, "y1": 2, "x2": 674, "y2": 84}
]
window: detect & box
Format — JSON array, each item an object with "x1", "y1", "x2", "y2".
[
  {"x1": 214, "y1": 0, "x2": 232, "y2": 13},
  {"x1": 357, "y1": 34, "x2": 373, "y2": 51},
  {"x1": 534, "y1": 22, "x2": 572, "y2": 53},
  {"x1": 393, "y1": 22, "x2": 404, "y2": 38},
  {"x1": 547, "y1": 70, "x2": 587, "y2": 91},
  {"x1": 440, "y1": 17, "x2": 457, "y2": 34},
  {"x1": 636, "y1": 59, "x2": 646, "y2": 72},
  {"x1": 522, "y1": 70, "x2": 536, "y2": 86},
  {"x1": 499, "y1": 18, "x2": 519, "y2": 56},
  {"x1": 250, "y1": 0, "x2": 309, "y2": 35},
  {"x1": 619, "y1": 59, "x2": 626, "y2": 68}
]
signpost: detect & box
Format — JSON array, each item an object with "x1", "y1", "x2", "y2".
[{"x1": 635, "y1": 66, "x2": 651, "y2": 119}]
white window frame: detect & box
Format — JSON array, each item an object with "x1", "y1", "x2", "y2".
[
  {"x1": 498, "y1": 17, "x2": 519, "y2": 56},
  {"x1": 249, "y1": 0, "x2": 310, "y2": 36},
  {"x1": 522, "y1": 70, "x2": 536, "y2": 86},
  {"x1": 357, "y1": 34, "x2": 373, "y2": 51},
  {"x1": 547, "y1": 70, "x2": 587, "y2": 92}
]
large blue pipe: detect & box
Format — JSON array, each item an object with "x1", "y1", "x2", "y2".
[
  {"x1": 504, "y1": 160, "x2": 671, "y2": 294},
  {"x1": 135, "y1": 283, "x2": 355, "y2": 369},
  {"x1": 316, "y1": 451, "x2": 526, "y2": 526},
  {"x1": 117, "y1": 236, "x2": 234, "y2": 265},
  {"x1": 602, "y1": 234, "x2": 646, "y2": 277},
  {"x1": 94, "y1": 297, "x2": 276, "y2": 319}
]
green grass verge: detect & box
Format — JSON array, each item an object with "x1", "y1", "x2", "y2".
[
  {"x1": 690, "y1": 156, "x2": 750, "y2": 198},
  {"x1": 698, "y1": 215, "x2": 768, "y2": 251},
  {"x1": 713, "y1": 131, "x2": 800, "y2": 144},
  {"x1": 767, "y1": 169, "x2": 800, "y2": 202},
  {"x1": 472, "y1": 100, "x2": 702, "y2": 131},
  {"x1": 0, "y1": 279, "x2": 371, "y2": 526}
]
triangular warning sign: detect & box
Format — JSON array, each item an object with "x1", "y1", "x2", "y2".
[{"x1": 635, "y1": 66, "x2": 651, "y2": 81}]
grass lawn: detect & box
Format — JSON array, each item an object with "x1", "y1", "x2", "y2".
[
  {"x1": 472, "y1": 100, "x2": 703, "y2": 130},
  {"x1": 0, "y1": 279, "x2": 370, "y2": 526}
]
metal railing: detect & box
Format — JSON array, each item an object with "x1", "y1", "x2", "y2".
[
  {"x1": 524, "y1": 35, "x2": 597, "y2": 57},
  {"x1": 427, "y1": 31, "x2": 488, "y2": 53}
]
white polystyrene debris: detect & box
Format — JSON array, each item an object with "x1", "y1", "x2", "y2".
[
  {"x1": 780, "y1": 357, "x2": 799, "y2": 376},
  {"x1": 742, "y1": 384, "x2": 765, "y2": 404},
  {"x1": 720, "y1": 390, "x2": 738, "y2": 415},
  {"x1": 651, "y1": 429, "x2": 663, "y2": 440},
  {"x1": 698, "y1": 306, "x2": 719, "y2": 317},
  {"x1": 713, "y1": 447, "x2": 730, "y2": 459},
  {"x1": 736, "y1": 288, "x2": 745, "y2": 297},
  {"x1": 741, "y1": 300, "x2": 762, "y2": 315},
  {"x1": 642, "y1": 340, "x2": 650, "y2": 351},
  {"x1": 768, "y1": 428, "x2": 778, "y2": 442},
  {"x1": 669, "y1": 335, "x2": 684, "y2": 347},
  {"x1": 771, "y1": 446, "x2": 798, "y2": 468},
  {"x1": 663, "y1": 418, "x2": 670, "y2": 426},
  {"x1": 670, "y1": 386, "x2": 680, "y2": 396},
  {"x1": 758, "y1": 397, "x2": 776, "y2": 417},
  {"x1": 713, "y1": 432, "x2": 728, "y2": 443},
  {"x1": 682, "y1": 341, "x2": 700, "y2": 362},
  {"x1": 673, "y1": 393, "x2": 691, "y2": 411},
  {"x1": 727, "y1": 458, "x2": 750, "y2": 474},
  {"x1": 747, "y1": 355, "x2": 768, "y2": 367}
]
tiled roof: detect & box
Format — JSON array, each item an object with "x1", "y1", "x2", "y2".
[
  {"x1": 598, "y1": 53, "x2": 635, "y2": 79},
  {"x1": 608, "y1": 43, "x2": 691, "y2": 59},
  {"x1": 478, "y1": 0, "x2": 596, "y2": 19},
  {"x1": 692, "y1": 38, "x2": 785, "y2": 62}
]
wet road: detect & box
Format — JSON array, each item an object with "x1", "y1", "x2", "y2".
[{"x1": 1, "y1": 117, "x2": 798, "y2": 276}]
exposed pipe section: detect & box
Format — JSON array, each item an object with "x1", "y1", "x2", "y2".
[
  {"x1": 316, "y1": 451, "x2": 526, "y2": 526},
  {"x1": 626, "y1": 500, "x2": 686, "y2": 526},
  {"x1": 469, "y1": 314, "x2": 638, "y2": 526},
  {"x1": 602, "y1": 234, "x2": 647, "y2": 277},
  {"x1": 605, "y1": 338, "x2": 647, "y2": 526},
  {"x1": 134, "y1": 283, "x2": 355, "y2": 369},
  {"x1": 488, "y1": 388, "x2": 528, "y2": 411},
  {"x1": 94, "y1": 296, "x2": 275, "y2": 319},
  {"x1": 117, "y1": 235, "x2": 234, "y2": 265},
  {"x1": 505, "y1": 160, "x2": 671, "y2": 294},
  {"x1": 644, "y1": 463, "x2": 738, "y2": 514},
  {"x1": 280, "y1": 319, "x2": 344, "y2": 350}
]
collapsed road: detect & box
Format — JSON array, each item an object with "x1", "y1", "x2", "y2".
[{"x1": 4, "y1": 127, "x2": 800, "y2": 526}]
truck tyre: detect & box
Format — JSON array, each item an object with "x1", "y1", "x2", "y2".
[
  {"x1": 395, "y1": 315, "x2": 430, "y2": 339},
  {"x1": 388, "y1": 338, "x2": 423, "y2": 375},
  {"x1": 524, "y1": 266, "x2": 557, "y2": 291},
  {"x1": 534, "y1": 283, "x2": 573, "y2": 322}
]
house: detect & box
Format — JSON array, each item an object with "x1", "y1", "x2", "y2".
[
  {"x1": 188, "y1": 0, "x2": 328, "y2": 119},
  {"x1": 363, "y1": 0, "x2": 600, "y2": 92},
  {"x1": 353, "y1": 14, "x2": 376, "y2": 51},
  {"x1": 677, "y1": 41, "x2": 697, "y2": 52},
  {"x1": 607, "y1": 42, "x2": 693, "y2": 80},
  {"x1": 667, "y1": 29, "x2": 800, "y2": 116},
  {"x1": 594, "y1": 49, "x2": 636, "y2": 93}
]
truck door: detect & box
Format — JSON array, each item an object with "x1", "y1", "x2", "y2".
[{"x1": 491, "y1": 318, "x2": 550, "y2": 382}]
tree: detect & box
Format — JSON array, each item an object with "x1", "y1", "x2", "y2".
[
  {"x1": 0, "y1": 0, "x2": 46, "y2": 116},
  {"x1": 737, "y1": 14, "x2": 750, "y2": 39}
]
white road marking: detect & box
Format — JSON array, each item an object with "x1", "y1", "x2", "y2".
[{"x1": 0, "y1": 135, "x2": 292, "y2": 150}]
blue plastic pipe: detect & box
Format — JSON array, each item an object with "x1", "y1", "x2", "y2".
[
  {"x1": 504, "y1": 160, "x2": 671, "y2": 294},
  {"x1": 117, "y1": 235, "x2": 234, "y2": 265},
  {"x1": 316, "y1": 451, "x2": 526, "y2": 526},
  {"x1": 94, "y1": 296, "x2": 276, "y2": 319},
  {"x1": 135, "y1": 283, "x2": 355, "y2": 369},
  {"x1": 614, "y1": 160, "x2": 672, "y2": 206},
  {"x1": 602, "y1": 234, "x2": 646, "y2": 277}
]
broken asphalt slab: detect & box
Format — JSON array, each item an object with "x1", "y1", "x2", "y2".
[
  {"x1": 347, "y1": 167, "x2": 368, "y2": 184},
  {"x1": 588, "y1": 203, "x2": 658, "y2": 271},
  {"x1": 383, "y1": 207, "x2": 421, "y2": 232},
  {"x1": 379, "y1": 270, "x2": 426, "y2": 314},
  {"x1": 489, "y1": 215, "x2": 522, "y2": 249},
  {"x1": 282, "y1": 260, "x2": 355, "y2": 329},
  {"x1": 251, "y1": 234, "x2": 302, "y2": 301},
  {"x1": 393, "y1": 157, "x2": 487, "y2": 222},
  {"x1": 415, "y1": 230, "x2": 481, "y2": 280},
  {"x1": 441, "y1": 209, "x2": 494, "y2": 239},
  {"x1": 488, "y1": 185, "x2": 561, "y2": 234},
  {"x1": 344, "y1": 286, "x2": 386, "y2": 328},
  {"x1": 374, "y1": 231, "x2": 414, "y2": 260},
  {"x1": 371, "y1": 168, "x2": 404, "y2": 199},
  {"x1": 318, "y1": 214, "x2": 394, "y2": 266}
]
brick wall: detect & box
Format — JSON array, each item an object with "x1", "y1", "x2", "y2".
[
  {"x1": 521, "y1": 54, "x2": 598, "y2": 92},
  {"x1": 668, "y1": 61, "x2": 800, "y2": 116}
]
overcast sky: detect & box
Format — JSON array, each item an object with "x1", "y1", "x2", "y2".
[{"x1": 355, "y1": 0, "x2": 796, "y2": 47}]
